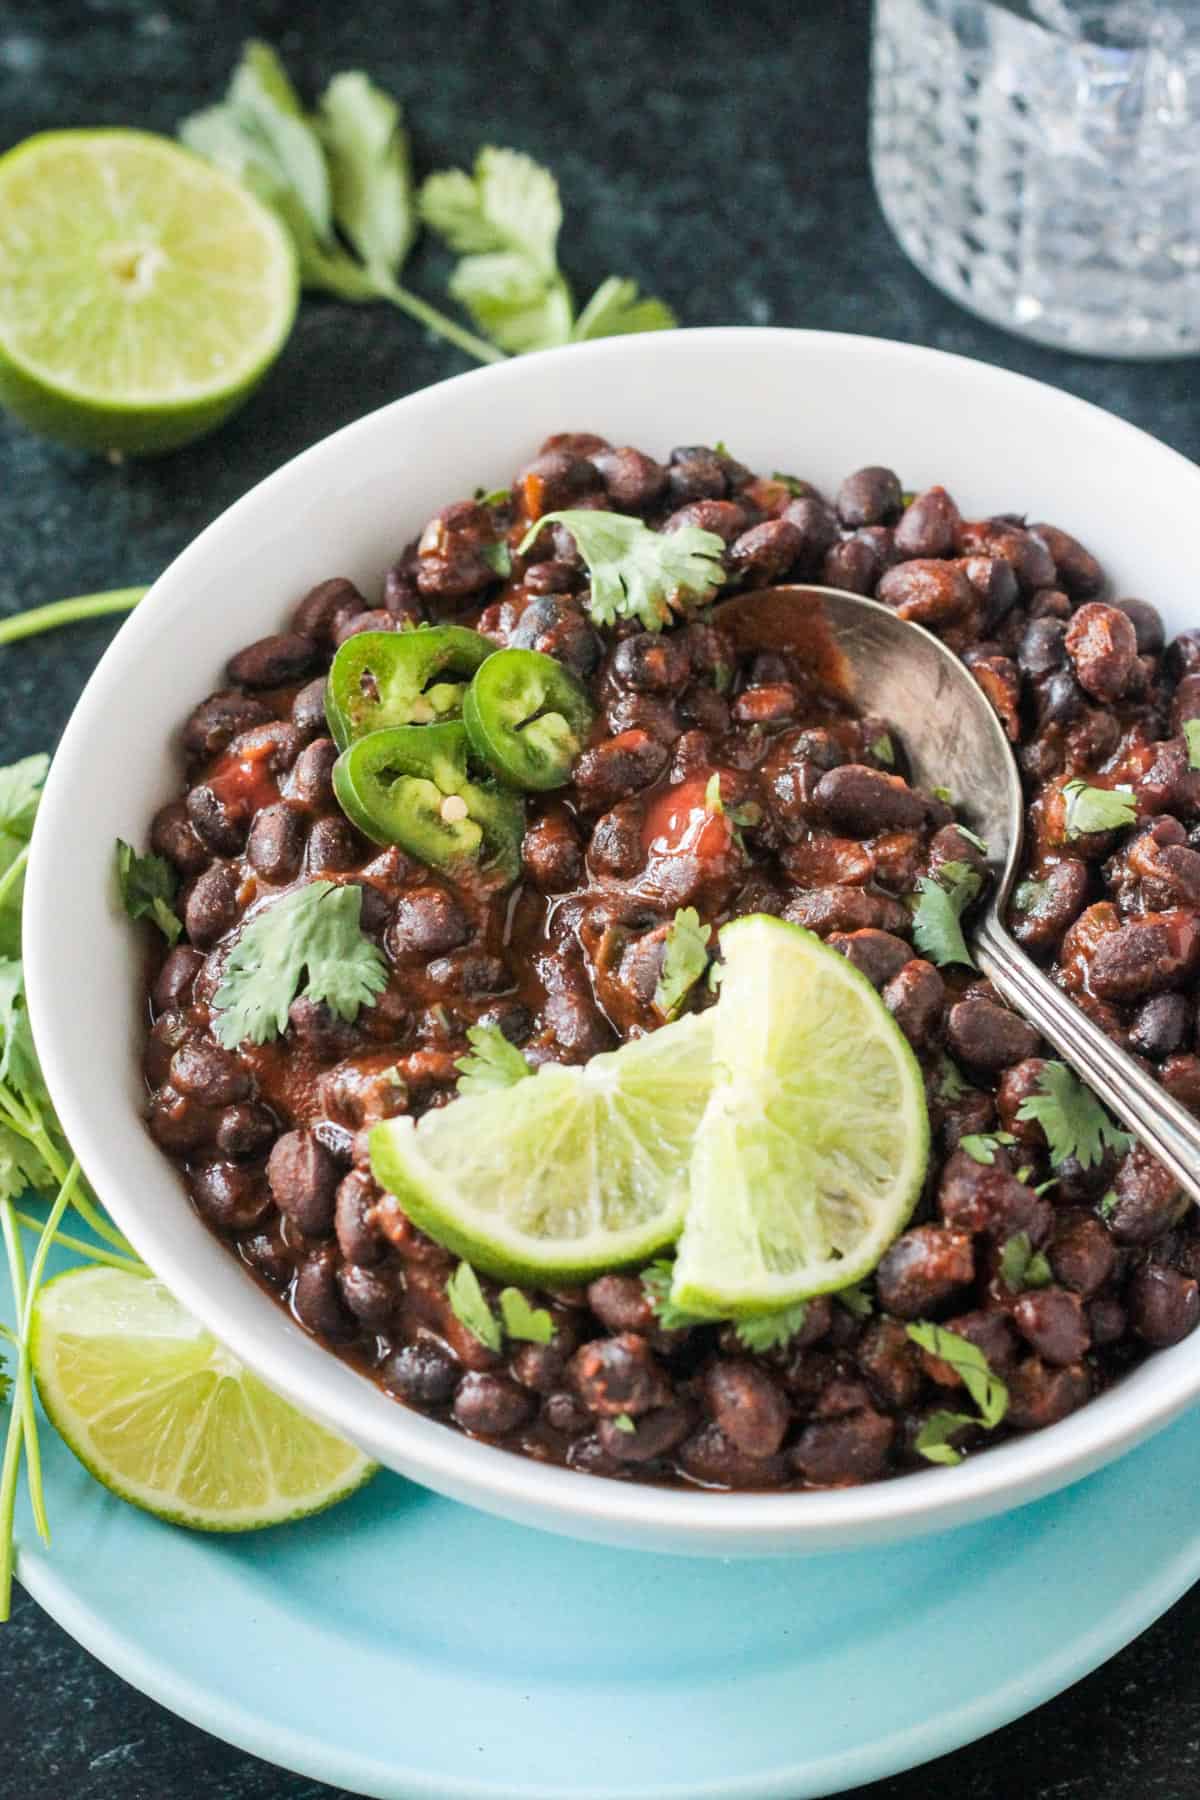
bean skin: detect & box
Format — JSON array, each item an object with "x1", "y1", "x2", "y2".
[
  {"x1": 1064, "y1": 603, "x2": 1139, "y2": 702},
  {"x1": 815, "y1": 764, "x2": 926, "y2": 834},
  {"x1": 827, "y1": 928, "x2": 914, "y2": 988},
  {"x1": 183, "y1": 863, "x2": 239, "y2": 948},
  {"x1": 876, "y1": 560, "x2": 973, "y2": 629},
  {"x1": 227, "y1": 633, "x2": 318, "y2": 688},
  {"x1": 1005, "y1": 1359, "x2": 1090, "y2": 1430},
  {"x1": 875, "y1": 1225, "x2": 974, "y2": 1318},
  {"x1": 453, "y1": 1372, "x2": 534, "y2": 1436},
  {"x1": 703, "y1": 1360, "x2": 790, "y2": 1458},
  {"x1": 1106, "y1": 1145, "x2": 1188, "y2": 1246},
  {"x1": 569, "y1": 1333, "x2": 669, "y2": 1417},
  {"x1": 946, "y1": 997, "x2": 1040, "y2": 1071},
  {"x1": 246, "y1": 803, "x2": 306, "y2": 883},
  {"x1": 894, "y1": 485, "x2": 961, "y2": 558},
  {"x1": 1127, "y1": 1266, "x2": 1200, "y2": 1347},
  {"x1": 1029, "y1": 523, "x2": 1104, "y2": 600},
  {"x1": 791, "y1": 1410, "x2": 894, "y2": 1486},
  {"x1": 1012, "y1": 1287, "x2": 1091, "y2": 1365},
  {"x1": 836, "y1": 466, "x2": 903, "y2": 528},
  {"x1": 267, "y1": 1130, "x2": 341, "y2": 1237}
]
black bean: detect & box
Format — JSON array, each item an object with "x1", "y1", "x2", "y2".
[
  {"x1": 267, "y1": 1129, "x2": 340, "y2": 1236},
  {"x1": 791, "y1": 1410, "x2": 894, "y2": 1485},
  {"x1": 227, "y1": 633, "x2": 318, "y2": 688},
  {"x1": 677, "y1": 1422, "x2": 789, "y2": 1489},
  {"x1": 144, "y1": 1011, "x2": 190, "y2": 1087},
  {"x1": 1107, "y1": 1145, "x2": 1188, "y2": 1245},
  {"x1": 334, "y1": 1169, "x2": 385, "y2": 1266},
  {"x1": 572, "y1": 730, "x2": 670, "y2": 813},
  {"x1": 289, "y1": 737, "x2": 338, "y2": 812},
  {"x1": 337, "y1": 1263, "x2": 396, "y2": 1327},
  {"x1": 1048, "y1": 1213, "x2": 1116, "y2": 1297},
  {"x1": 1018, "y1": 617, "x2": 1069, "y2": 680},
  {"x1": 882, "y1": 960, "x2": 946, "y2": 1049},
  {"x1": 946, "y1": 997, "x2": 1040, "y2": 1071},
  {"x1": 511, "y1": 595, "x2": 602, "y2": 679},
  {"x1": 169, "y1": 1041, "x2": 250, "y2": 1106},
  {"x1": 586, "y1": 1274, "x2": 656, "y2": 1334},
  {"x1": 1129, "y1": 992, "x2": 1191, "y2": 1060},
  {"x1": 190, "y1": 1161, "x2": 269, "y2": 1231},
  {"x1": 183, "y1": 863, "x2": 239, "y2": 948},
  {"x1": 386, "y1": 887, "x2": 471, "y2": 962},
  {"x1": 704, "y1": 1361, "x2": 790, "y2": 1458},
  {"x1": 1065, "y1": 603, "x2": 1139, "y2": 702},
  {"x1": 598, "y1": 1402, "x2": 693, "y2": 1463},
  {"x1": 611, "y1": 631, "x2": 691, "y2": 694},
  {"x1": 380, "y1": 1339, "x2": 460, "y2": 1407},
  {"x1": 291, "y1": 677, "x2": 329, "y2": 740},
  {"x1": 875, "y1": 1225, "x2": 974, "y2": 1318},
  {"x1": 814, "y1": 764, "x2": 926, "y2": 834},
  {"x1": 288, "y1": 995, "x2": 364, "y2": 1059},
  {"x1": 894, "y1": 485, "x2": 961, "y2": 558},
  {"x1": 1006, "y1": 1358, "x2": 1090, "y2": 1429},
  {"x1": 876, "y1": 560, "x2": 973, "y2": 629},
  {"x1": 151, "y1": 946, "x2": 204, "y2": 1014},
  {"x1": 569, "y1": 1333, "x2": 669, "y2": 1416},
  {"x1": 827, "y1": 928, "x2": 914, "y2": 988},
  {"x1": 1029, "y1": 523, "x2": 1104, "y2": 599},
  {"x1": 666, "y1": 445, "x2": 729, "y2": 504},
  {"x1": 1012, "y1": 1287, "x2": 1091, "y2": 1365},
  {"x1": 1111, "y1": 596, "x2": 1164, "y2": 655},
  {"x1": 1128, "y1": 1265, "x2": 1200, "y2": 1347},
  {"x1": 150, "y1": 799, "x2": 209, "y2": 877},
  {"x1": 780, "y1": 496, "x2": 839, "y2": 570},
  {"x1": 291, "y1": 577, "x2": 365, "y2": 644},
  {"x1": 182, "y1": 690, "x2": 273, "y2": 759},
  {"x1": 246, "y1": 803, "x2": 306, "y2": 883},
  {"x1": 292, "y1": 1250, "x2": 356, "y2": 1341},
  {"x1": 522, "y1": 810, "x2": 584, "y2": 892},
  {"x1": 836, "y1": 466, "x2": 903, "y2": 528},
  {"x1": 307, "y1": 817, "x2": 363, "y2": 871},
  {"x1": 510, "y1": 1342, "x2": 568, "y2": 1394},
  {"x1": 728, "y1": 518, "x2": 804, "y2": 585},
  {"x1": 589, "y1": 446, "x2": 668, "y2": 510},
  {"x1": 214, "y1": 1103, "x2": 276, "y2": 1159},
  {"x1": 185, "y1": 783, "x2": 248, "y2": 856},
  {"x1": 146, "y1": 1088, "x2": 215, "y2": 1154},
  {"x1": 856, "y1": 1317, "x2": 921, "y2": 1407},
  {"x1": 453, "y1": 1372, "x2": 533, "y2": 1436}
]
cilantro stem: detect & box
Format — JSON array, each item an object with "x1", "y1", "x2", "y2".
[
  {"x1": 18, "y1": 1162, "x2": 81, "y2": 1546},
  {"x1": 0, "y1": 1087, "x2": 133, "y2": 1258},
  {"x1": 0, "y1": 846, "x2": 28, "y2": 916},
  {"x1": 12, "y1": 1212, "x2": 142, "y2": 1274},
  {"x1": 0, "y1": 587, "x2": 148, "y2": 648},
  {"x1": 0, "y1": 1199, "x2": 29, "y2": 1619},
  {"x1": 370, "y1": 271, "x2": 506, "y2": 366}
]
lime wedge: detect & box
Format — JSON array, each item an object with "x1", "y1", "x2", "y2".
[
  {"x1": 31, "y1": 1268, "x2": 374, "y2": 1530},
  {"x1": 0, "y1": 130, "x2": 297, "y2": 453},
  {"x1": 370, "y1": 1009, "x2": 715, "y2": 1284},
  {"x1": 670, "y1": 915, "x2": 928, "y2": 1317}
]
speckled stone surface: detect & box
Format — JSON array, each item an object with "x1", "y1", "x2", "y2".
[{"x1": 2, "y1": 1, "x2": 1199, "y2": 1794}]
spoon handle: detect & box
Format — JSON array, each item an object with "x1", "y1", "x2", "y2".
[{"x1": 974, "y1": 911, "x2": 1200, "y2": 1206}]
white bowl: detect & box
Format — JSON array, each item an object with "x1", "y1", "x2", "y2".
[{"x1": 25, "y1": 327, "x2": 1200, "y2": 1556}]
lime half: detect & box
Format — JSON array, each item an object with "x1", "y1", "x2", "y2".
[
  {"x1": 32, "y1": 1267, "x2": 374, "y2": 1530},
  {"x1": 670, "y1": 915, "x2": 928, "y2": 1317},
  {"x1": 0, "y1": 130, "x2": 297, "y2": 453},
  {"x1": 370, "y1": 1009, "x2": 715, "y2": 1284}
]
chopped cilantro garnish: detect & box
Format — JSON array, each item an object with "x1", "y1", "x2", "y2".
[
  {"x1": 1184, "y1": 719, "x2": 1200, "y2": 771},
  {"x1": 1062, "y1": 779, "x2": 1137, "y2": 839},
  {"x1": 612, "y1": 1412, "x2": 637, "y2": 1434},
  {"x1": 455, "y1": 1024, "x2": 531, "y2": 1095},
  {"x1": 481, "y1": 540, "x2": 512, "y2": 578},
  {"x1": 446, "y1": 1261, "x2": 502, "y2": 1352},
  {"x1": 936, "y1": 1057, "x2": 970, "y2": 1102},
  {"x1": 870, "y1": 733, "x2": 895, "y2": 766},
  {"x1": 1014, "y1": 877, "x2": 1049, "y2": 913},
  {"x1": 519, "y1": 509, "x2": 725, "y2": 633},
  {"x1": 999, "y1": 1231, "x2": 1052, "y2": 1293},
  {"x1": 498, "y1": 1287, "x2": 554, "y2": 1344},
  {"x1": 1098, "y1": 1189, "x2": 1119, "y2": 1220},
  {"x1": 734, "y1": 1302, "x2": 809, "y2": 1352},
  {"x1": 1016, "y1": 1061, "x2": 1131, "y2": 1169},
  {"x1": 834, "y1": 1282, "x2": 875, "y2": 1320},
  {"x1": 114, "y1": 840, "x2": 183, "y2": 946},
  {"x1": 911, "y1": 859, "x2": 983, "y2": 969},
  {"x1": 957, "y1": 1131, "x2": 1016, "y2": 1166},
  {"x1": 914, "y1": 1410, "x2": 977, "y2": 1467},
  {"x1": 653, "y1": 908, "x2": 712, "y2": 1019},
  {"x1": 907, "y1": 1322, "x2": 1009, "y2": 1462}
]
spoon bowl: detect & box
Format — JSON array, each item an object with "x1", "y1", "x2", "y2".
[{"x1": 721, "y1": 583, "x2": 1200, "y2": 1205}]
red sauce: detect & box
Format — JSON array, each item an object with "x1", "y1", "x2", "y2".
[
  {"x1": 641, "y1": 772, "x2": 733, "y2": 862},
  {"x1": 206, "y1": 745, "x2": 282, "y2": 816}
]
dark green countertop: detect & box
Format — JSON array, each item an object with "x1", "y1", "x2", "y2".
[{"x1": 3, "y1": 1, "x2": 1198, "y2": 1794}]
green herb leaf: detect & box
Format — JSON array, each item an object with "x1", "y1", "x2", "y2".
[
  {"x1": 1184, "y1": 719, "x2": 1200, "y2": 772},
  {"x1": 448, "y1": 250, "x2": 573, "y2": 354},
  {"x1": 612, "y1": 1411, "x2": 637, "y2": 1435},
  {"x1": 911, "y1": 860, "x2": 982, "y2": 970},
  {"x1": 446, "y1": 1261, "x2": 502, "y2": 1352},
  {"x1": 834, "y1": 1282, "x2": 875, "y2": 1320},
  {"x1": 231, "y1": 41, "x2": 333, "y2": 238},
  {"x1": 420, "y1": 145, "x2": 561, "y2": 269},
  {"x1": 771, "y1": 472, "x2": 812, "y2": 497},
  {"x1": 914, "y1": 1410, "x2": 976, "y2": 1467},
  {"x1": 317, "y1": 70, "x2": 415, "y2": 275},
  {"x1": 641, "y1": 1260, "x2": 717, "y2": 1331},
  {"x1": 572, "y1": 275, "x2": 676, "y2": 340},
  {"x1": 936, "y1": 1057, "x2": 970, "y2": 1102},
  {"x1": 475, "y1": 487, "x2": 511, "y2": 507},
  {"x1": 0, "y1": 755, "x2": 49, "y2": 842},
  {"x1": 957, "y1": 826, "x2": 988, "y2": 854},
  {"x1": 957, "y1": 1131, "x2": 1016, "y2": 1166},
  {"x1": 1016, "y1": 1060, "x2": 1131, "y2": 1169},
  {"x1": 520, "y1": 510, "x2": 725, "y2": 632},
  {"x1": 999, "y1": 1230, "x2": 1052, "y2": 1293},
  {"x1": 455, "y1": 1024, "x2": 531, "y2": 1096},
  {"x1": 498, "y1": 1287, "x2": 554, "y2": 1344},
  {"x1": 1062, "y1": 779, "x2": 1137, "y2": 839},
  {"x1": 734, "y1": 1302, "x2": 810, "y2": 1353},
  {"x1": 1098, "y1": 1189, "x2": 1119, "y2": 1219},
  {"x1": 653, "y1": 908, "x2": 712, "y2": 1019},
  {"x1": 704, "y1": 772, "x2": 724, "y2": 815},
  {"x1": 932, "y1": 785, "x2": 953, "y2": 805},
  {"x1": 1014, "y1": 877, "x2": 1049, "y2": 913},
  {"x1": 906, "y1": 1322, "x2": 1009, "y2": 1429},
  {"x1": 870, "y1": 733, "x2": 895, "y2": 766},
  {"x1": 211, "y1": 881, "x2": 388, "y2": 1049},
  {"x1": 114, "y1": 840, "x2": 182, "y2": 946},
  {"x1": 481, "y1": 540, "x2": 513, "y2": 579}
]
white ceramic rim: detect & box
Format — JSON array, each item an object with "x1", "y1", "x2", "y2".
[{"x1": 24, "y1": 327, "x2": 1200, "y2": 1554}]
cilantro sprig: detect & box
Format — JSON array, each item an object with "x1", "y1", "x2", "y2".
[
  {"x1": 640, "y1": 1259, "x2": 815, "y2": 1350},
  {"x1": 911, "y1": 859, "x2": 983, "y2": 970},
  {"x1": 999, "y1": 1231, "x2": 1052, "y2": 1293},
  {"x1": 114, "y1": 841, "x2": 183, "y2": 946},
  {"x1": 519, "y1": 510, "x2": 726, "y2": 632},
  {"x1": 182, "y1": 44, "x2": 674, "y2": 369},
  {"x1": 957, "y1": 1131, "x2": 1016, "y2": 1167},
  {"x1": 455, "y1": 1024, "x2": 531, "y2": 1095},
  {"x1": 211, "y1": 881, "x2": 388, "y2": 1049},
  {"x1": 1015, "y1": 1061, "x2": 1131, "y2": 1169},
  {"x1": 907, "y1": 1322, "x2": 1009, "y2": 1467},
  {"x1": 446, "y1": 1260, "x2": 554, "y2": 1350},
  {"x1": 653, "y1": 908, "x2": 712, "y2": 1020},
  {"x1": 1184, "y1": 719, "x2": 1200, "y2": 771}
]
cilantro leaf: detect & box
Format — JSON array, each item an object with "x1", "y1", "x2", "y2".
[
  {"x1": 446, "y1": 1261, "x2": 502, "y2": 1352},
  {"x1": 958, "y1": 1130, "x2": 1016, "y2": 1166},
  {"x1": 318, "y1": 69, "x2": 415, "y2": 275},
  {"x1": 1016, "y1": 1060, "x2": 1131, "y2": 1169},
  {"x1": 906, "y1": 1322, "x2": 1009, "y2": 1429},
  {"x1": 481, "y1": 540, "x2": 512, "y2": 579},
  {"x1": 449, "y1": 250, "x2": 573, "y2": 354},
  {"x1": 498, "y1": 1287, "x2": 554, "y2": 1344},
  {"x1": 936, "y1": 1057, "x2": 970, "y2": 1102},
  {"x1": 914, "y1": 1410, "x2": 977, "y2": 1467},
  {"x1": 932, "y1": 785, "x2": 953, "y2": 804},
  {"x1": 455, "y1": 1024, "x2": 532, "y2": 1096},
  {"x1": 1014, "y1": 877, "x2": 1050, "y2": 913},
  {"x1": 771, "y1": 472, "x2": 812, "y2": 497},
  {"x1": 114, "y1": 840, "x2": 183, "y2": 946},
  {"x1": 653, "y1": 908, "x2": 712, "y2": 1020},
  {"x1": 420, "y1": 145, "x2": 561, "y2": 269},
  {"x1": 0, "y1": 754, "x2": 49, "y2": 841},
  {"x1": 734, "y1": 1301, "x2": 809, "y2": 1353},
  {"x1": 1098, "y1": 1189, "x2": 1118, "y2": 1220},
  {"x1": 641, "y1": 1260, "x2": 718, "y2": 1331},
  {"x1": 1062, "y1": 779, "x2": 1137, "y2": 839},
  {"x1": 834, "y1": 1282, "x2": 875, "y2": 1320},
  {"x1": 211, "y1": 881, "x2": 387, "y2": 1049},
  {"x1": 911, "y1": 860, "x2": 983, "y2": 970},
  {"x1": 1185, "y1": 719, "x2": 1200, "y2": 772},
  {"x1": 999, "y1": 1231, "x2": 1053, "y2": 1293},
  {"x1": 612, "y1": 1411, "x2": 637, "y2": 1434},
  {"x1": 572, "y1": 276, "x2": 676, "y2": 340},
  {"x1": 870, "y1": 733, "x2": 895, "y2": 766},
  {"x1": 520, "y1": 510, "x2": 725, "y2": 632}
]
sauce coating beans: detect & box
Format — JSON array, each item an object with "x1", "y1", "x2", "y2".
[{"x1": 141, "y1": 438, "x2": 1200, "y2": 1492}]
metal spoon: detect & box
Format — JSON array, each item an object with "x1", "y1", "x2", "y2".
[{"x1": 715, "y1": 583, "x2": 1200, "y2": 1201}]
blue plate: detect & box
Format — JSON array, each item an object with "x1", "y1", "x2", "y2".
[{"x1": 10, "y1": 1243, "x2": 1200, "y2": 1800}]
